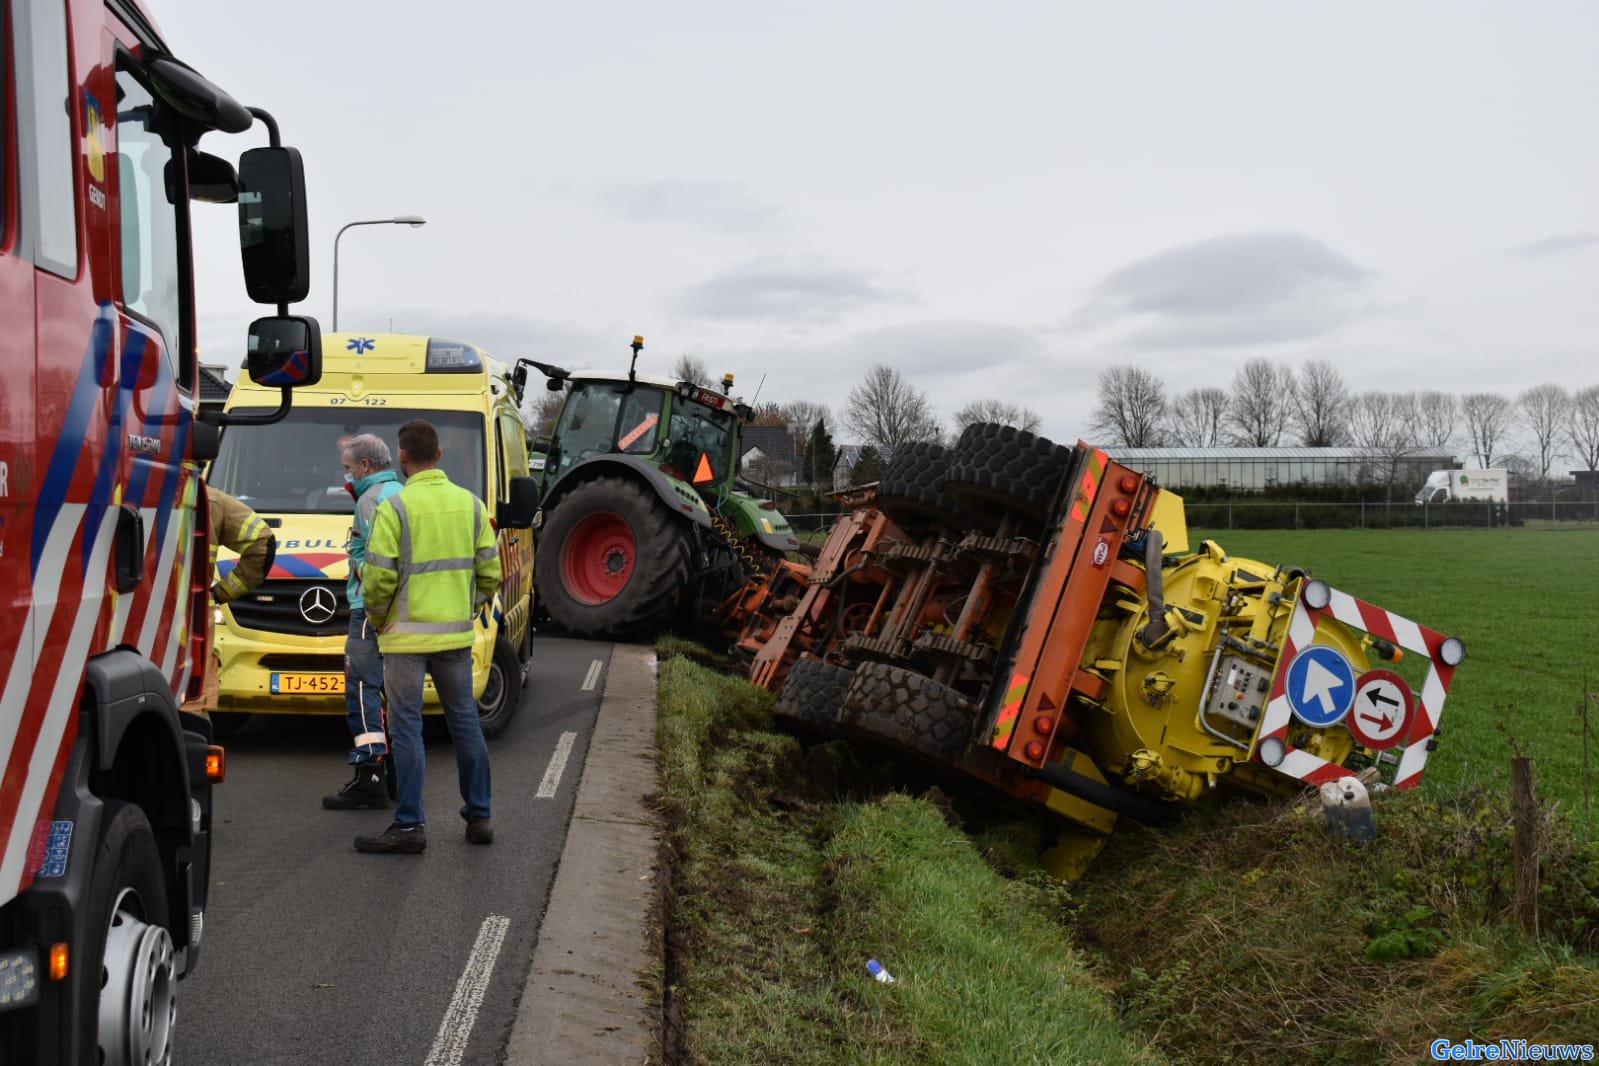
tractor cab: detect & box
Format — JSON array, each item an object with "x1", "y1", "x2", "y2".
[{"x1": 541, "y1": 372, "x2": 744, "y2": 496}]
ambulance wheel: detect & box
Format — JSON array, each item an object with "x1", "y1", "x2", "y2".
[
  {"x1": 78, "y1": 802, "x2": 176, "y2": 1066},
  {"x1": 535, "y1": 476, "x2": 692, "y2": 639},
  {"x1": 840, "y1": 662, "x2": 979, "y2": 766},
  {"x1": 477, "y1": 636, "x2": 523, "y2": 740}
]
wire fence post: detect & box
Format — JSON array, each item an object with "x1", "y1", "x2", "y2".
[{"x1": 1360, "y1": 500, "x2": 1365, "y2": 529}]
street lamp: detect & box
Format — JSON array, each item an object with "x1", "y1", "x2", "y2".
[{"x1": 331, "y1": 215, "x2": 427, "y2": 331}]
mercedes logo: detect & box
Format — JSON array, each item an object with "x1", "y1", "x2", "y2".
[{"x1": 299, "y1": 586, "x2": 338, "y2": 625}]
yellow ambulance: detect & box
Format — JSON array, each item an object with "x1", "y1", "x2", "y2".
[{"x1": 205, "y1": 333, "x2": 540, "y2": 737}]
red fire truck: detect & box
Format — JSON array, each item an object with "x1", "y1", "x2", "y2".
[{"x1": 1, "y1": 0, "x2": 321, "y2": 1060}]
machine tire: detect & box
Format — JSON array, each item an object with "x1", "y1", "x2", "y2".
[
  {"x1": 772, "y1": 658, "x2": 854, "y2": 738},
  {"x1": 945, "y1": 422, "x2": 1075, "y2": 528},
  {"x1": 840, "y1": 661, "x2": 979, "y2": 765},
  {"x1": 476, "y1": 635, "x2": 523, "y2": 740},
  {"x1": 77, "y1": 802, "x2": 176, "y2": 1066},
  {"x1": 875, "y1": 441, "x2": 963, "y2": 533},
  {"x1": 535, "y1": 476, "x2": 692, "y2": 639}
]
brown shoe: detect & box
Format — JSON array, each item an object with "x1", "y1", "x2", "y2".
[
  {"x1": 354, "y1": 822, "x2": 426, "y2": 854},
  {"x1": 466, "y1": 818, "x2": 494, "y2": 845}
]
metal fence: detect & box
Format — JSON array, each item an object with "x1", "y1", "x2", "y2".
[
  {"x1": 1184, "y1": 499, "x2": 1599, "y2": 531},
  {"x1": 780, "y1": 502, "x2": 1599, "y2": 534}
]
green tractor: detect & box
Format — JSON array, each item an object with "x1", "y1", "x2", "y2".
[{"x1": 515, "y1": 338, "x2": 800, "y2": 639}]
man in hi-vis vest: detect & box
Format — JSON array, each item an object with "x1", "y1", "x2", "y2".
[{"x1": 354, "y1": 420, "x2": 501, "y2": 854}]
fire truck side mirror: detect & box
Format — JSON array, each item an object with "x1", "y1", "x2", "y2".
[
  {"x1": 246, "y1": 316, "x2": 323, "y2": 389},
  {"x1": 192, "y1": 420, "x2": 223, "y2": 463},
  {"x1": 172, "y1": 150, "x2": 239, "y2": 205},
  {"x1": 238, "y1": 146, "x2": 311, "y2": 304}
]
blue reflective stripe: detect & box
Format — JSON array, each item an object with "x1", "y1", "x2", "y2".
[
  {"x1": 121, "y1": 327, "x2": 175, "y2": 510},
  {"x1": 148, "y1": 391, "x2": 191, "y2": 565},
  {"x1": 273, "y1": 555, "x2": 325, "y2": 578},
  {"x1": 84, "y1": 330, "x2": 152, "y2": 572},
  {"x1": 31, "y1": 306, "x2": 117, "y2": 578}
]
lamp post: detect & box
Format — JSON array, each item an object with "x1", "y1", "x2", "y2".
[{"x1": 332, "y1": 215, "x2": 427, "y2": 331}]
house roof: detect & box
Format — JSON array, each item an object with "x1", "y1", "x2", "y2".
[
  {"x1": 740, "y1": 425, "x2": 797, "y2": 465},
  {"x1": 198, "y1": 364, "x2": 232, "y2": 404}
]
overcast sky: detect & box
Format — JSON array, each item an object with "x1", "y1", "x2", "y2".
[{"x1": 166, "y1": 0, "x2": 1598, "y2": 457}]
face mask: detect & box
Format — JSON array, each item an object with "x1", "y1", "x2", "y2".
[{"x1": 344, "y1": 472, "x2": 355, "y2": 486}]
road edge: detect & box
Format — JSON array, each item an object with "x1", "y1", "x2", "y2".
[{"x1": 505, "y1": 643, "x2": 663, "y2": 1064}]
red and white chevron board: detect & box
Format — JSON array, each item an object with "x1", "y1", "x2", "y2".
[{"x1": 1253, "y1": 585, "x2": 1457, "y2": 790}]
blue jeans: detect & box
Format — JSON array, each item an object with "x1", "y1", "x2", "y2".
[
  {"x1": 384, "y1": 647, "x2": 491, "y2": 828},
  {"x1": 344, "y1": 609, "x2": 388, "y2": 765}
]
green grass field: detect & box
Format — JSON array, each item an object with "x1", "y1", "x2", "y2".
[{"x1": 1199, "y1": 527, "x2": 1599, "y2": 821}]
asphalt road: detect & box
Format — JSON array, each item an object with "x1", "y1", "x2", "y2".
[{"x1": 174, "y1": 635, "x2": 612, "y2": 1066}]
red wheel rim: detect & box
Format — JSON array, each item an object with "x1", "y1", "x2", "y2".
[{"x1": 561, "y1": 512, "x2": 637, "y2": 605}]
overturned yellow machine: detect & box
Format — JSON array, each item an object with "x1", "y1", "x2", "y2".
[{"x1": 721, "y1": 426, "x2": 1466, "y2": 877}]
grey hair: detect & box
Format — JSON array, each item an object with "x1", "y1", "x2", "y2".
[{"x1": 342, "y1": 433, "x2": 393, "y2": 471}]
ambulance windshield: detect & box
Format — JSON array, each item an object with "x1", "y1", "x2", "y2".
[{"x1": 209, "y1": 408, "x2": 486, "y2": 513}]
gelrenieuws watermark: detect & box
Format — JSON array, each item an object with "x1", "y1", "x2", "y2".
[{"x1": 1431, "y1": 1040, "x2": 1595, "y2": 1062}]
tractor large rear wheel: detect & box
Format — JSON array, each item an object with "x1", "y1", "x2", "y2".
[{"x1": 536, "y1": 476, "x2": 693, "y2": 639}]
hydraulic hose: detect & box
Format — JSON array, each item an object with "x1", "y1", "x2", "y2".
[{"x1": 1024, "y1": 761, "x2": 1179, "y2": 827}]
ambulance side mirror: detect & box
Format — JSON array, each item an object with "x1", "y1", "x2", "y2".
[
  {"x1": 238, "y1": 146, "x2": 311, "y2": 304},
  {"x1": 499, "y1": 477, "x2": 541, "y2": 529}
]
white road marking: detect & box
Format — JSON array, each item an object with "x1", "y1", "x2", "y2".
[
  {"x1": 424, "y1": 914, "x2": 510, "y2": 1066},
  {"x1": 536, "y1": 732, "x2": 579, "y2": 799},
  {"x1": 580, "y1": 658, "x2": 604, "y2": 691}
]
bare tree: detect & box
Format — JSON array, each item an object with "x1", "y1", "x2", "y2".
[
  {"x1": 672, "y1": 354, "x2": 711, "y2": 387},
  {"x1": 953, "y1": 399, "x2": 1042, "y2": 435},
  {"x1": 845, "y1": 364, "x2": 942, "y2": 450},
  {"x1": 749, "y1": 402, "x2": 786, "y2": 426},
  {"x1": 1168, "y1": 387, "x2": 1230, "y2": 447},
  {"x1": 1226, "y1": 359, "x2": 1296, "y2": 447},
  {"x1": 1518, "y1": 384, "x2": 1570, "y2": 480},
  {"x1": 1291, "y1": 360, "x2": 1349, "y2": 446},
  {"x1": 1090, "y1": 366, "x2": 1167, "y2": 447},
  {"x1": 1345, "y1": 391, "x2": 1419, "y2": 487},
  {"x1": 782, "y1": 399, "x2": 829, "y2": 475},
  {"x1": 1461, "y1": 392, "x2": 1514, "y2": 467},
  {"x1": 1415, "y1": 391, "x2": 1458, "y2": 450},
  {"x1": 524, "y1": 386, "x2": 565, "y2": 437},
  {"x1": 1568, "y1": 385, "x2": 1599, "y2": 472}
]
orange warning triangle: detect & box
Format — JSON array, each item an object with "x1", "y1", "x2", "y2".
[
  {"x1": 1100, "y1": 516, "x2": 1118, "y2": 534},
  {"x1": 693, "y1": 452, "x2": 715, "y2": 484},
  {"x1": 1038, "y1": 693, "x2": 1056, "y2": 711}
]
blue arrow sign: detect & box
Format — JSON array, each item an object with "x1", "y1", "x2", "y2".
[{"x1": 1285, "y1": 645, "x2": 1356, "y2": 727}]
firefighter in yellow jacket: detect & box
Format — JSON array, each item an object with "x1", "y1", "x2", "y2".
[
  {"x1": 208, "y1": 485, "x2": 275, "y2": 603},
  {"x1": 354, "y1": 420, "x2": 502, "y2": 854},
  {"x1": 187, "y1": 486, "x2": 275, "y2": 715}
]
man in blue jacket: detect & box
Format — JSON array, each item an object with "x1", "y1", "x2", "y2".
[{"x1": 323, "y1": 434, "x2": 405, "y2": 809}]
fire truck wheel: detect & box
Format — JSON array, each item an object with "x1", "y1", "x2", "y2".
[
  {"x1": 840, "y1": 662, "x2": 978, "y2": 765},
  {"x1": 876, "y1": 441, "x2": 964, "y2": 534},
  {"x1": 79, "y1": 802, "x2": 175, "y2": 1066},
  {"x1": 477, "y1": 636, "x2": 523, "y2": 740},
  {"x1": 535, "y1": 476, "x2": 692, "y2": 638},
  {"x1": 945, "y1": 422, "x2": 1075, "y2": 530},
  {"x1": 773, "y1": 658, "x2": 855, "y2": 738}
]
